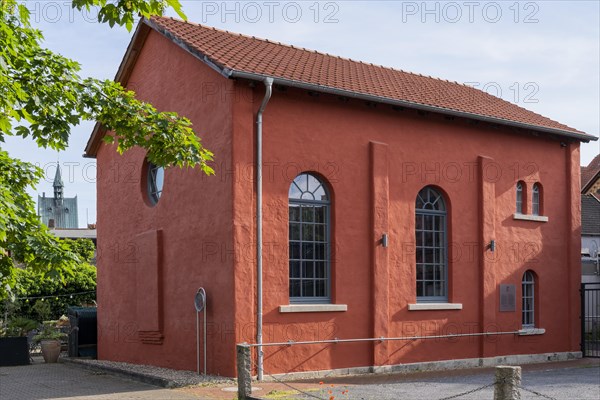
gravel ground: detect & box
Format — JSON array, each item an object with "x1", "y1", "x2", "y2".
[
  {"x1": 67, "y1": 358, "x2": 234, "y2": 388},
  {"x1": 291, "y1": 361, "x2": 600, "y2": 400}
]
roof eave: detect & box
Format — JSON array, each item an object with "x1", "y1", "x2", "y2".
[
  {"x1": 85, "y1": 19, "x2": 597, "y2": 158},
  {"x1": 84, "y1": 18, "x2": 234, "y2": 158},
  {"x1": 144, "y1": 18, "x2": 231, "y2": 79},
  {"x1": 582, "y1": 170, "x2": 600, "y2": 193},
  {"x1": 230, "y1": 70, "x2": 597, "y2": 143}
]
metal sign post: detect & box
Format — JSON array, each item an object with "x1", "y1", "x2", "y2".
[{"x1": 194, "y1": 288, "x2": 207, "y2": 375}]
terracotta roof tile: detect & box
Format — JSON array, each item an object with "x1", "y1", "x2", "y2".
[
  {"x1": 148, "y1": 17, "x2": 591, "y2": 138},
  {"x1": 582, "y1": 154, "x2": 600, "y2": 189}
]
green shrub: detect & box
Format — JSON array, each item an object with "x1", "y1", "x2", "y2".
[
  {"x1": 0, "y1": 238, "x2": 96, "y2": 321},
  {"x1": 32, "y1": 299, "x2": 52, "y2": 321},
  {"x1": 11, "y1": 262, "x2": 96, "y2": 320},
  {"x1": 0, "y1": 317, "x2": 38, "y2": 337},
  {"x1": 32, "y1": 321, "x2": 67, "y2": 343}
]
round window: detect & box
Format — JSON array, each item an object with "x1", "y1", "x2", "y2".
[{"x1": 147, "y1": 162, "x2": 164, "y2": 205}]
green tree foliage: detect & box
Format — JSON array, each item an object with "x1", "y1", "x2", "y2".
[
  {"x1": 13, "y1": 261, "x2": 97, "y2": 321},
  {"x1": 1, "y1": 238, "x2": 97, "y2": 320},
  {"x1": 61, "y1": 238, "x2": 96, "y2": 264},
  {"x1": 0, "y1": 0, "x2": 213, "y2": 298}
]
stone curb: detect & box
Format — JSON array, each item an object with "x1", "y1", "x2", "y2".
[{"x1": 62, "y1": 358, "x2": 179, "y2": 388}]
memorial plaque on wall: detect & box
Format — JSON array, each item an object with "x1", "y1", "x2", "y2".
[{"x1": 499, "y1": 284, "x2": 516, "y2": 312}]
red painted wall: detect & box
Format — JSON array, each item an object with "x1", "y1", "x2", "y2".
[
  {"x1": 97, "y1": 30, "x2": 582, "y2": 377},
  {"x1": 96, "y1": 30, "x2": 237, "y2": 376},
  {"x1": 231, "y1": 85, "x2": 581, "y2": 374}
]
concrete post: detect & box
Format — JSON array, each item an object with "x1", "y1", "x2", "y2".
[
  {"x1": 237, "y1": 344, "x2": 252, "y2": 400},
  {"x1": 494, "y1": 366, "x2": 521, "y2": 400}
]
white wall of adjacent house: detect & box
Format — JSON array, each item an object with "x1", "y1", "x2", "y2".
[
  {"x1": 581, "y1": 236, "x2": 600, "y2": 336},
  {"x1": 582, "y1": 235, "x2": 600, "y2": 281}
]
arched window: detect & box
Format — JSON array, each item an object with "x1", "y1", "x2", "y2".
[
  {"x1": 415, "y1": 186, "x2": 447, "y2": 302},
  {"x1": 532, "y1": 183, "x2": 541, "y2": 216},
  {"x1": 516, "y1": 181, "x2": 524, "y2": 214},
  {"x1": 289, "y1": 173, "x2": 330, "y2": 303},
  {"x1": 522, "y1": 270, "x2": 535, "y2": 328}
]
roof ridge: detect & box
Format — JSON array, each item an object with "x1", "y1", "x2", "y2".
[{"x1": 586, "y1": 153, "x2": 600, "y2": 168}]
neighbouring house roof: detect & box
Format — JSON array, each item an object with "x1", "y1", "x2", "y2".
[
  {"x1": 85, "y1": 17, "x2": 597, "y2": 157},
  {"x1": 581, "y1": 154, "x2": 600, "y2": 193},
  {"x1": 582, "y1": 194, "x2": 600, "y2": 235},
  {"x1": 50, "y1": 228, "x2": 97, "y2": 241}
]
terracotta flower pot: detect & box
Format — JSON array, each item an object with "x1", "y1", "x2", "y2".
[{"x1": 40, "y1": 340, "x2": 61, "y2": 363}]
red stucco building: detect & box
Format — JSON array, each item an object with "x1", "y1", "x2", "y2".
[{"x1": 85, "y1": 17, "x2": 597, "y2": 378}]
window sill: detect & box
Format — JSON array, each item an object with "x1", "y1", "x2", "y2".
[
  {"x1": 518, "y1": 328, "x2": 545, "y2": 336},
  {"x1": 408, "y1": 303, "x2": 463, "y2": 311},
  {"x1": 279, "y1": 304, "x2": 348, "y2": 313},
  {"x1": 513, "y1": 213, "x2": 548, "y2": 222}
]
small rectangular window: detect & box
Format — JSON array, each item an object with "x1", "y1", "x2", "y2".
[{"x1": 522, "y1": 271, "x2": 535, "y2": 328}]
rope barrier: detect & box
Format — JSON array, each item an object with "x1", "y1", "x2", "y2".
[
  {"x1": 249, "y1": 357, "x2": 327, "y2": 400},
  {"x1": 242, "y1": 360, "x2": 562, "y2": 400},
  {"x1": 436, "y1": 381, "x2": 496, "y2": 400},
  {"x1": 519, "y1": 384, "x2": 558, "y2": 400}
]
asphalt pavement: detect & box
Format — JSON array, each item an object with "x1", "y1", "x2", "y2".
[
  {"x1": 1, "y1": 357, "x2": 598, "y2": 400},
  {"x1": 0, "y1": 362, "x2": 203, "y2": 400}
]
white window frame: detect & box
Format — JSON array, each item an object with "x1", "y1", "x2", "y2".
[{"x1": 522, "y1": 270, "x2": 535, "y2": 328}]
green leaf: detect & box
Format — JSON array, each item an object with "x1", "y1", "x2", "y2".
[
  {"x1": 166, "y1": 0, "x2": 187, "y2": 20},
  {"x1": 17, "y1": 4, "x2": 30, "y2": 24},
  {"x1": 0, "y1": 116, "x2": 11, "y2": 133}
]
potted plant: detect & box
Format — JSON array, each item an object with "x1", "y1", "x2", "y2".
[
  {"x1": 33, "y1": 321, "x2": 67, "y2": 363},
  {"x1": 0, "y1": 317, "x2": 38, "y2": 366}
]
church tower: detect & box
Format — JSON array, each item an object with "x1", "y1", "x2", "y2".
[{"x1": 38, "y1": 163, "x2": 79, "y2": 228}]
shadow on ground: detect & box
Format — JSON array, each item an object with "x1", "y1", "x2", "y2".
[{"x1": 0, "y1": 360, "x2": 199, "y2": 400}]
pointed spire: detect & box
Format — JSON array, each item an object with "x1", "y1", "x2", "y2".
[
  {"x1": 53, "y1": 163, "x2": 64, "y2": 203},
  {"x1": 53, "y1": 163, "x2": 63, "y2": 188}
]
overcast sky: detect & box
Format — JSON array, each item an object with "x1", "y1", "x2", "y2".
[{"x1": 4, "y1": 0, "x2": 599, "y2": 227}]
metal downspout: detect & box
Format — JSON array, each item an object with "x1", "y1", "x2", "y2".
[{"x1": 256, "y1": 77, "x2": 273, "y2": 381}]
